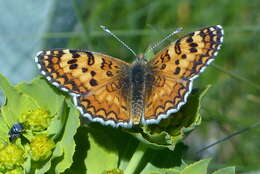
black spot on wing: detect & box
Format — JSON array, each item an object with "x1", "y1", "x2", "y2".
[
  {"x1": 90, "y1": 79, "x2": 98, "y2": 86},
  {"x1": 69, "y1": 64, "x2": 78, "y2": 69},
  {"x1": 87, "y1": 52, "x2": 95, "y2": 65}
]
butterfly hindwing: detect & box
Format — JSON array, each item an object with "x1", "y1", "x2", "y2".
[
  {"x1": 73, "y1": 77, "x2": 132, "y2": 127},
  {"x1": 144, "y1": 75, "x2": 191, "y2": 124}
]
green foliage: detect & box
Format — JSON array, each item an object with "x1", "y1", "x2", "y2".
[
  {"x1": 0, "y1": 74, "x2": 80, "y2": 173},
  {"x1": 0, "y1": 73, "x2": 234, "y2": 173}
]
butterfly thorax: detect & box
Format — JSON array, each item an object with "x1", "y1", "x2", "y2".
[{"x1": 129, "y1": 58, "x2": 150, "y2": 124}]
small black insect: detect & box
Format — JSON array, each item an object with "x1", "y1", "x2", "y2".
[{"x1": 9, "y1": 123, "x2": 24, "y2": 142}]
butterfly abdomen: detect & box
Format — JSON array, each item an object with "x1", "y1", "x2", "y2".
[{"x1": 130, "y1": 62, "x2": 146, "y2": 124}]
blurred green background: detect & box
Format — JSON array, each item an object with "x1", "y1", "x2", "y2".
[{"x1": 0, "y1": 0, "x2": 260, "y2": 173}]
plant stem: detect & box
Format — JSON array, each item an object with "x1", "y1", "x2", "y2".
[{"x1": 124, "y1": 142, "x2": 148, "y2": 174}]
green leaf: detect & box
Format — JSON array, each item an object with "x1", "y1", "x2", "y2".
[
  {"x1": 16, "y1": 76, "x2": 65, "y2": 114},
  {"x1": 182, "y1": 159, "x2": 210, "y2": 174},
  {"x1": 0, "y1": 73, "x2": 39, "y2": 127},
  {"x1": 18, "y1": 78, "x2": 80, "y2": 173},
  {"x1": 140, "y1": 163, "x2": 181, "y2": 174},
  {"x1": 0, "y1": 113, "x2": 9, "y2": 141},
  {"x1": 0, "y1": 74, "x2": 80, "y2": 173},
  {"x1": 140, "y1": 143, "x2": 187, "y2": 174},
  {"x1": 129, "y1": 86, "x2": 210, "y2": 150},
  {"x1": 212, "y1": 167, "x2": 235, "y2": 174},
  {"x1": 63, "y1": 126, "x2": 89, "y2": 174},
  {"x1": 164, "y1": 170, "x2": 180, "y2": 174},
  {"x1": 0, "y1": 74, "x2": 41, "y2": 152},
  {"x1": 140, "y1": 159, "x2": 235, "y2": 174},
  {"x1": 54, "y1": 99, "x2": 81, "y2": 173},
  {"x1": 84, "y1": 127, "x2": 119, "y2": 174},
  {"x1": 17, "y1": 76, "x2": 67, "y2": 139}
]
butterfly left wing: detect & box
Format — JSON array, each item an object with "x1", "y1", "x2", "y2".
[
  {"x1": 35, "y1": 49, "x2": 129, "y2": 96},
  {"x1": 144, "y1": 25, "x2": 224, "y2": 124},
  {"x1": 35, "y1": 49, "x2": 132, "y2": 127}
]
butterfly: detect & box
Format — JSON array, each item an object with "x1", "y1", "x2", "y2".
[{"x1": 35, "y1": 25, "x2": 224, "y2": 128}]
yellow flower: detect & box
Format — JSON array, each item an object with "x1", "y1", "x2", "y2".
[
  {"x1": 103, "y1": 169, "x2": 124, "y2": 174},
  {"x1": 30, "y1": 134, "x2": 55, "y2": 161},
  {"x1": 0, "y1": 144, "x2": 24, "y2": 170},
  {"x1": 20, "y1": 109, "x2": 52, "y2": 131}
]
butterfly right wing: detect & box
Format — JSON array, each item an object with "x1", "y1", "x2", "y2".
[{"x1": 144, "y1": 25, "x2": 224, "y2": 124}]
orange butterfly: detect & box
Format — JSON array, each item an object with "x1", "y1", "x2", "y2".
[{"x1": 35, "y1": 25, "x2": 224, "y2": 128}]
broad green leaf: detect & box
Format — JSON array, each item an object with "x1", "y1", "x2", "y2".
[
  {"x1": 85, "y1": 135, "x2": 118, "y2": 174},
  {"x1": 0, "y1": 113, "x2": 9, "y2": 141},
  {"x1": 84, "y1": 126, "x2": 120, "y2": 174},
  {"x1": 64, "y1": 126, "x2": 90, "y2": 174},
  {"x1": 212, "y1": 167, "x2": 235, "y2": 174},
  {"x1": 181, "y1": 159, "x2": 210, "y2": 174},
  {"x1": 164, "y1": 169, "x2": 180, "y2": 174},
  {"x1": 0, "y1": 74, "x2": 40, "y2": 126},
  {"x1": 140, "y1": 163, "x2": 180, "y2": 174},
  {"x1": 54, "y1": 99, "x2": 81, "y2": 173},
  {"x1": 16, "y1": 76, "x2": 65, "y2": 114},
  {"x1": 46, "y1": 102, "x2": 67, "y2": 140},
  {"x1": 140, "y1": 143, "x2": 187, "y2": 174},
  {"x1": 140, "y1": 159, "x2": 234, "y2": 174},
  {"x1": 142, "y1": 169, "x2": 180, "y2": 174}
]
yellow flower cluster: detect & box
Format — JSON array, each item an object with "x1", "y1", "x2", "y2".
[
  {"x1": 0, "y1": 144, "x2": 24, "y2": 172},
  {"x1": 0, "y1": 108, "x2": 56, "y2": 172},
  {"x1": 30, "y1": 134, "x2": 55, "y2": 161},
  {"x1": 20, "y1": 109, "x2": 52, "y2": 131}
]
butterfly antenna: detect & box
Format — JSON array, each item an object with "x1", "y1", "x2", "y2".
[
  {"x1": 196, "y1": 121, "x2": 260, "y2": 154},
  {"x1": 145, "y1": 27, "x2": 183, "y2": 57},
  {"x1": 100, "y1": 25, "x2": 137, "y2": 57}
]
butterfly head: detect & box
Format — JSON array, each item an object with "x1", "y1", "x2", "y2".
[{"x1": 135, "y1": 53, "x2": 148, "y2": 64}]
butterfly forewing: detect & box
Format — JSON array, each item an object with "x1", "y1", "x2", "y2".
[
  {"x1": 144, "y1": 25, "x2": 224, "y2": 124},
  {"x1": 35, "y1": 49, "x2": 129, "y2": 95},
  {"x1": 35, "y1": 49, "x2": 132, "y2": 127}
]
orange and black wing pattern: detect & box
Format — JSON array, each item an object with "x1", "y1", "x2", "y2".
[
  {"x1": 144, "y1": 25, "x2": 224, "y2": 124},
  {"x1": 35, "y1": 49, "x2": 132, "y2": 127}
]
